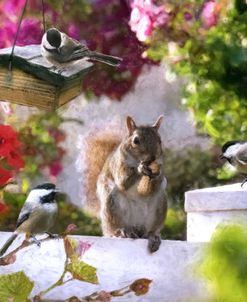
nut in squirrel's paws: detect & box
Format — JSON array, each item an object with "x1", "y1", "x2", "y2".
[
  {"x1": 137, "y1": 161, "x2": 160, "y2": 196},
  {"x1": 138, "y1": 161, "x2": 160, "y2": 178}
]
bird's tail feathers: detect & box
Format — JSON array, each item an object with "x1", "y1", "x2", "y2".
[
  {"x1": 88, "y1": 51, "x2": 122, "y2": 67},
  {"x1": 0, "y1": 233, "x2": 18, "y2": 256}
]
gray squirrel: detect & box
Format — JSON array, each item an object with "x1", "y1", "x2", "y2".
[{"x1": 84, "y1": 116, "x2": 167, "y2": 253}]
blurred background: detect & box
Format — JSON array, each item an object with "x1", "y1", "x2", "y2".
[{"x1": 0, "y1": 0, "x2": 246, "y2": 241}]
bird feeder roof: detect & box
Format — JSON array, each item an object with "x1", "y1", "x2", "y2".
[{"x1": 0, "y1": 44, "x2": 93, "y2": 87}]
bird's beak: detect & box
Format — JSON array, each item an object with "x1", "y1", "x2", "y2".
[{"x1": 219, "y1": 154, "x2": 226, "y2": 160}]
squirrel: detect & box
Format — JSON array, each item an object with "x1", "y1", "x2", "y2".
[{"x1": 83, "y1": 115, "x2": 167, "y2": 253}]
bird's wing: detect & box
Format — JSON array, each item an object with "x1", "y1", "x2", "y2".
[
  {"x1": 60, "y1": 36, "x2": 89, "y2": 60},
  {"x1": 16, "y1": 212, "x2": 30, "y2": 228},
  {"x1": 16, "y1": 202, "x2": 33, "y2": 228},
  {"x1": 236, "y1": 146, "x2": 247, "y2": 164}
]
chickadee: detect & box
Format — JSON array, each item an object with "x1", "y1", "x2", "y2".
[
  {"x1": 220, "y1": 140, "x2": 247, "y2": 187},
  {"x1": 41, "y1": 27, "x2": 122, "y2": 71},
  {"x1": 0, "y1": 183, "x2": 58, "y2": 257}
]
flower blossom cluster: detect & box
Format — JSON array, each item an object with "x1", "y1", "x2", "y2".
[
  {"x1": 129, "y1": 0, "x2": 169, "y2": 41},
  {"x1": 201, "y1": 0, "x2": 219, "y2": 29},
  {"x1": 0, "y1": 124, "x2": 24, "y2": 186},
  {"x1": 0, "y1": 0, "x2": 43, "y2": 48},
  {"x1": 129, "y1": 0, "x2": 221, "y2": 43}
]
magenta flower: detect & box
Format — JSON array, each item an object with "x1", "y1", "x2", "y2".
[
  {"x1": 49, "y1": 161, "x2": 63, "y2": 177},
  {"x1": 16, "y1": 18, "x2": 43, "y2": 46},
  {"x1": 76, "y1": 240, "x2": 92, "y2": 256},
  {"x1": 201, "y1": 0, "x2": 219, "y2": 29},
  {"x1": 0, "y1": 20, "x2": 17, "y2": 48},
  {"x1": 65, "y1": 224, "x2": 78, "y2": 234},
  {"x1": 67, "y1": 23, "x2": 81, "y2": 40},
  {"x1": 2, "y1": 0, "x2": 26, "y2": 17},
  {"x1": 129, "y1": 0, "x2": 169, "y2": 41}
]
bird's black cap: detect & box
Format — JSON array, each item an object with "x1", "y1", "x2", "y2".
[
  {"x1": 46, "y1": 28, "x2": 61, "y2": 48},
  {"x1": 33, "y1": 183, "x2": 56, "y2": 190},
  {"x1": 221, "y1": 140, "x2": 243, "y2": 153}
]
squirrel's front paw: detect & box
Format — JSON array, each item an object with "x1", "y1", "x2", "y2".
[
  {"x1": 138, "y1": 161, "x2": 160, "y2": 178},
  {"x1": 148, "y1": 235, "x2": 161, "y2": 253},
  {"x1": 138, "y1": 162, "x2": 152, "y2": 177}
]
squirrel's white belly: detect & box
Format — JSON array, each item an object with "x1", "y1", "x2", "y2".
[{"x1": 119, "y1": 180, "x2": 165, "y2": 229}]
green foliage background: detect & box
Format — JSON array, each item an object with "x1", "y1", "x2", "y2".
[
  {"x1": 197, "y1": 224, "x2": 247, "y2": 302},
  {"x1": 147, "y1": 0, "x2": 247, "y2": 143}
]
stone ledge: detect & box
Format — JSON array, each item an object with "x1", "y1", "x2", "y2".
[
  {"x1": 185, "y1": 183, "x2": 247, "y2": 212},
  {"x1": 0, "y1": 232, "x2": 207, "y2": 301}
]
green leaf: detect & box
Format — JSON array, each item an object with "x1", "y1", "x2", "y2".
[
  {"x1": 0, "y1": 271, "x2": 34, "y2": 302},
  {"x1": 197, "y1": 224, "x2": 247, "y2": 302},
  {"x1": 66, "y1": 258, "x2": 98, "y2": 284}
]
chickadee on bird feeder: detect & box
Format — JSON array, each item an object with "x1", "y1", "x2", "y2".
[
  {"x1": 0, "y1": 45, "x2": 93, "y2": 111},
  {"x1": 0, "y1": 0, "x2": 121, "y2": 111}
]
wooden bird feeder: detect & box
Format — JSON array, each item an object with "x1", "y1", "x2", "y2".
[{"x1": 0, "y1": 45, "x2": 93, "y2": 111}]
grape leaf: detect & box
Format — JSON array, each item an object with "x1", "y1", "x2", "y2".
[
  {"x1": 66, "y1": 258, "x2": 98, "y2": 284},
  {"x1": 0, "y1": 271, "x2": 34, "y2": 302}
]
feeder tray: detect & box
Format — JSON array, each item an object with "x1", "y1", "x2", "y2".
[{"x1": 0, "y1": 45, "x2": 93, "y2": 110}]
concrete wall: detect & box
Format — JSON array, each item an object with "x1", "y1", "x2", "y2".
[
  {"x1": 1, "y1": 184, "x2": 247, "y2": 301},
  {"x1": 185, "y1": 183, "x2": 247, "y2": 242},
  {"x1": 0, "y1": 233, "x2": 207, "y2": 302}
]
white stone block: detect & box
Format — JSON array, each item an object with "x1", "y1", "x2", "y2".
[
  {"x1": 0, "y1": 233, "x2": 208, "y2": 301},
  {"x1": 185, "y1": 183, "x2": 247, "y2": 242}
]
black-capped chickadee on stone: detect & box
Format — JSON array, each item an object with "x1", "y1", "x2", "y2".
[
  {"x1": 41, "y1": 27, "x2": 122, "y2": 71},
  {"x1": 220, "y1": 141, "x2": 247, "y2": 187},
  {"x1": 0, "y1": 183, "x2": 58, "y2": 256}
]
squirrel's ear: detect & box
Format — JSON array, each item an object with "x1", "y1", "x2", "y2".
[
  {"x1": 126, "y1": 116, "x2": 136, "y2": 135},
  {"x1": 152, "y1": 115, "x2": 164, "y2": 130}
]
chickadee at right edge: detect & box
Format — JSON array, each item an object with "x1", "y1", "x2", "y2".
[
  {"x1": 220, "y1": 140, "x2": 247, "y2": 187},
  {"x1": 0, "y1": 183, "x2": 58, "y2": 257},
  {"x1": 41, "y1": 27, "x2": 123, "y2": 71}
]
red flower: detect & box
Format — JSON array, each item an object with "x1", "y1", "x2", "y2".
[
  {"x1": 0, "y1": 125, "x2": 21, "y2": 157},
  {"x1": 0, "y1": 125, "x2": 24, "y2": 186},
  {"x1": 7, "y1": 151, "x2": 25, "y2": 169},
  {"x1": 0, "y1": 201, "x2": 9, "y2": 214},
  {"x1": 49, "y1": 161, "x2": 63, "y2": 177},
  {"x1": 0, "y1": 167, "x2": 13, "y2": 186}
]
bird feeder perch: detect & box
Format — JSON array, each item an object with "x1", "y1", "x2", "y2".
[{"x1": 0, "y1": 45, "x2": 93, "y2": 111}]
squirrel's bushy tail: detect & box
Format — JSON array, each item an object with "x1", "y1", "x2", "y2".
[{"x1": 83, "y1": 131, "x2": 121, "y2": 216}]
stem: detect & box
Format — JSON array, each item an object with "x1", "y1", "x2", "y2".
[
  {"x1": 39, "y1": 256, "x2": 69, "y2": 297},
  {"x1": 0, "y1": 235, "x2": 60, "y2": 266}
]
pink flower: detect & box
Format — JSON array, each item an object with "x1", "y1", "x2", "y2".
[
  {"x1": 16, "y1": 18, "x2": 43, "y2": 46},
  {"x1": 68, "y1": 24, "x2": 81, "y2": 40},
  {"x1": 0, "y1": 20, "x2": 17, "y2": 48},
  {"x1": 65, "y1": 224, "x2": 77, "y2": 234},
  {"x1": 76, "y1": 240, "x2": 92, "y2": 256},
  {"x1": 2, "y1": 0, "x2": 26, "y2": 17},
  {"x1": 201, "y1": 0, "x2": 219, "y2": 28},
  {"x1": 129, "y1": 0, "x2": 169, "y2": 41},
  {"x1": 49, "y1": 161, "x2": 63, "y2": 177},
  {"x1": 133, "y1": 13, "x2": 153, "y2": 42}
]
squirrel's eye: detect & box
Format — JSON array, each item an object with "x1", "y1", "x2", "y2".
[{"x1": 133, "y1": 136, "x2": 140, "y2": 145}]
